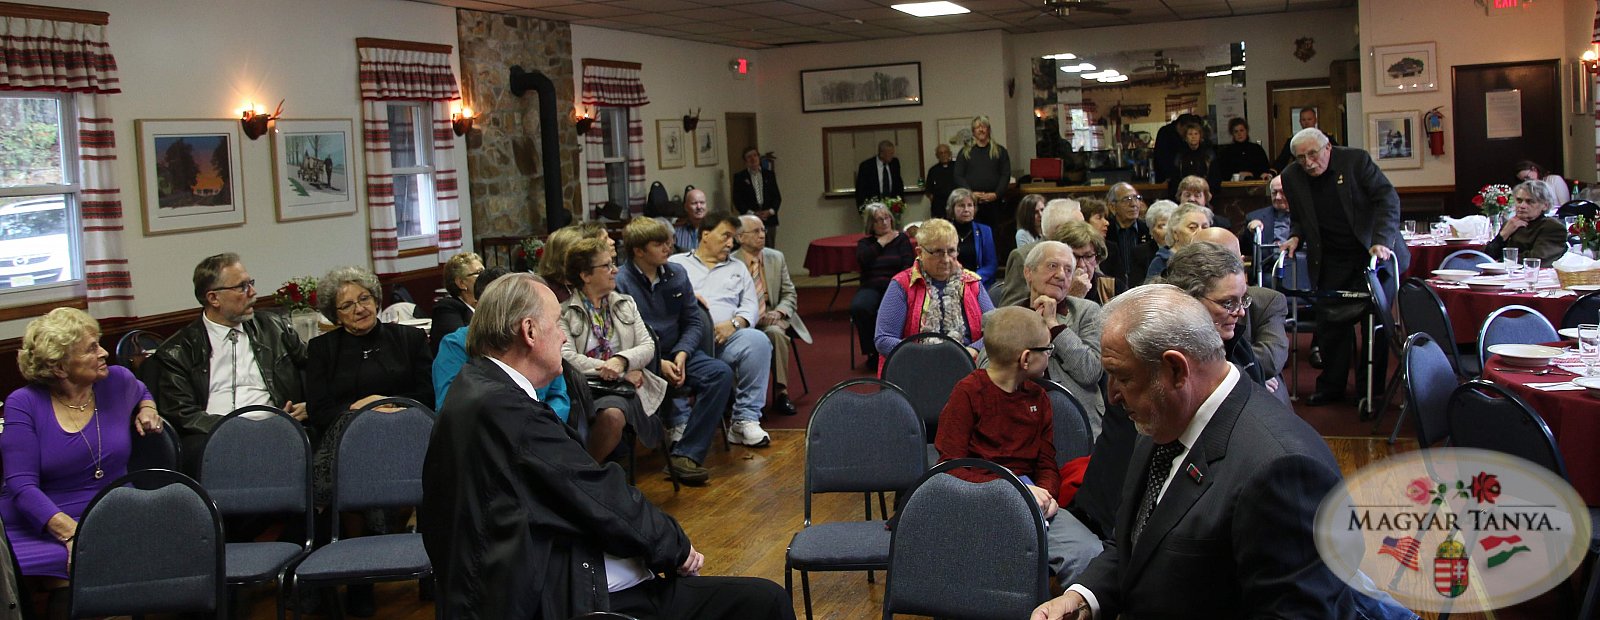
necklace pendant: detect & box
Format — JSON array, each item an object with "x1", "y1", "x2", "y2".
[{"x1": 94, "y1": 468, "x2": 103, "y2": 479}]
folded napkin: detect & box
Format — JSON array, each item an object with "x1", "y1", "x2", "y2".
[
  {"x1": 1442, "y1": 215, "x2": 1491, "y2": 238},
  {"x1": 1552, "y1": 252, "x2": 1600, "y2": 272},
  {"x1": 1528, "y1": 381, "x2": 1586, "y2": 391}
]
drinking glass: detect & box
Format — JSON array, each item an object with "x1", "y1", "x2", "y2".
[
  {"x1": 1579, "y1": 324, "x2": 1600, "y2": 377},
  {"x1": 1502, "y1": 247, "x2": 1520, "y2": 267},
  {"x1": 1403, "y1": 220, "x2": 1418, "y2": 237},
  {"x1": 1522, "y1": 258, "x2": 1541, "y2": 290},
  {"x1": 1431, "y1": 222, "x2": 1449, "y2": 243}
]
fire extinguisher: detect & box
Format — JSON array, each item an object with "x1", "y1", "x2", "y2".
[{"x1": 1424, "y1": 107, "x2": 1445, "y2": 156}]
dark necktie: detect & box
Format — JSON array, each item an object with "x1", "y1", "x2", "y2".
[
  {"x1": 1133, "y1": 441, "x2": 1185, "y2": 544},
  {"x1": 881, "y1": 163, "x2": 891, "y2": 195}
]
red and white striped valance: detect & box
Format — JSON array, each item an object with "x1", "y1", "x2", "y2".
[
  {"x1": 581, "y1": 62, "x2": 649, "y2": 108},
  {"x1": 0, "y1": 14, "x2": 118, "y2": 93},
  {"x1": 357, "y1": 44, "x2": 459, "y2": 102}
]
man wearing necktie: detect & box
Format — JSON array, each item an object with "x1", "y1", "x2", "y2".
[
  {"x1": 854, "y1": 140, "x2": 904, "y2": 207},
  {"x1": 732, "y1": 147, "x2": 781, "y2": 246},
  {"x1": 734, "y1": 215, "x2": 810, "y2": 417},
  {"x1": 1032, "y1": 284, "x2": 1374, "y2": 619}
]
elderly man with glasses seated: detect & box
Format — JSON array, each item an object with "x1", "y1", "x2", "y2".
[
  {"x1": 1101, "y1": 183, "x2": 1152, "y2": 286},
  {"x1": 148, "y1": 252, "x2": 311, "y2": 472}
]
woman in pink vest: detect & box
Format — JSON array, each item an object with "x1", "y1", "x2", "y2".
[{"x1": 873, "y1": 218, "x2": 995, "y2": 368}]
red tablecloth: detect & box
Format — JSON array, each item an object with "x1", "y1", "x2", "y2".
[
  {"x1": 804, "y1": 233, "x2": 866, "y2": 277},
  {"x1": 1482, "y1": 358, "x2": 1600, "y2": 505},
  {"x1": 1427, "y1": 278, "x2": 1576, "y2": 342},
  {"x1": 1404, "y1": 239, "x2": 1486, "y2": 280}
]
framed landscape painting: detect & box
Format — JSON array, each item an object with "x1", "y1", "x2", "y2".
[
  {"x1": 271, "y1": 119, "x2": 357, "y2": 222},
  {"x1": 801, "y1": 62, "x2": 922, "y2": 113},
  {"x1": 135, "y1": 119, "x2": 245, "y2": 235}
]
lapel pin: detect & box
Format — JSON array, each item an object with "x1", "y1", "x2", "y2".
[
  {"x1": 1337, "y1": 174, "x2": 1345, "y2": 185},
  {"x1": 1186, "y1": 463, "x2": 1204, "y2": 484}
]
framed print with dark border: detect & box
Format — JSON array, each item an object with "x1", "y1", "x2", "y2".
[
  {"x1": 271, "y1": 119, "x2": 356, "y2": 222},
  {"x1": 135, "y1": 119, "x2": 245, "y2": 235},
  {"x1": 1368, "y1": 110, "x2": 1422, "y2": 170},
  {"x1": 1372, "y1": 42, "x2": 1437, "y2": 95},
  {"x1": 801, "y1": 62, "x2": 923, "y2": 113},
  {"x1": 693, "y1": 119, "x2": 719, "y2": 167},
  {"x1": 657, "y1": 119, "x2": 686, "y2": 169}
]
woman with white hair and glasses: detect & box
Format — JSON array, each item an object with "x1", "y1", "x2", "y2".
[{"x1": 1484, "y1": 179, "x2": 1569, "y2": 263}]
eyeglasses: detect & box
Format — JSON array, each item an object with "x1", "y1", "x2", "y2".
[
  {"x1": 1073, "y1": 251, "x2": 1099, "y2": 263},
  {"x1": 924, "y1": 247, "x2": 959, "y2": 258},
  {"x1": 210, "y1": 279, "x2": 256, "y2": 294},
  {"x1": 590, "y1": 261, "x2": 619, "y2": 272},
  {"x1": 1117, "y1": 194, "x2": 1144, "y2": 204},
  {"x1": 742, "y1": 228, "x2": 767, "y2": 236},
  {"x1": 1027, "y1": 344, "x2": 1056, "y2": 356},
  {"x1": 1292, "y1": 146, "x2": 1326, "y2": 163},
  {"x1": 465, "y1": 270, "x2": 483, "y2": 278},
  {"x1": 336, "y1": 293, "x2": 376, "y2": 314},
  {"x1": 1205, "y1": 294, "x2": 1253, "y2": 314}
]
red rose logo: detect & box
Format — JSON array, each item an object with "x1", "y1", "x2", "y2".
[
  {"x1": 1405, "y1": 477, "x2": 1432, "y2": 504},
  {"x1": 1471, "y1": 472, "x2": 1501, "y2": 504}
]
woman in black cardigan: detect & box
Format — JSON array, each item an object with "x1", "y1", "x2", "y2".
[{"x1": 430, "y1": 251, "x2": 483, "y2": 354}]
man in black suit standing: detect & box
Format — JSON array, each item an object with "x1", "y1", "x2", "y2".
[
  {"x1": 854, "y1": 140, "x2": 903, "y2": 206},
  {"x1": 1278, "y1": 127, "x2": 1408, "y2": 406},
  {"x1": 1032, "y1": 284, "x2": 1370, "y2": 619},
  {"x1": 732, "y1": 146, "x2": 781, "y2": 246},
  {"x1": 419, "y1": 272, "x2": 792, "y2": 620}
]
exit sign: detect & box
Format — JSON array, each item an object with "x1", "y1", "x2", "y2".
[{"x1": 1488, "y1": 0, "x2": 1527, "y2": 12}]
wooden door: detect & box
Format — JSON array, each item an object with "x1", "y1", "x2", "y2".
[
  {"x1": 725, "y1": 112, "x2": 757, "y2": 187},
  {"x1": 1451, "y1": 60, "x2": 1561, "y2": 212},
  {"x1": 1266, "y1": 79, "x2": 1343, "y2": 165}
]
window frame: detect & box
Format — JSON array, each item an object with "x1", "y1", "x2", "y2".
[
  {"x1": 0, "y1": 90, "x2": 85, "y2": 308},
  {"x1": 597, "y1": 105, "x2": 630, "y2": 210},
  {"x1": 386, "y1": 101, "x2": 438, "y2": 252}
]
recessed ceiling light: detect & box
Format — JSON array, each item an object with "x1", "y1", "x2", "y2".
[{"x1": 891, "y1": 1, "x2": 970, "y2": 17}]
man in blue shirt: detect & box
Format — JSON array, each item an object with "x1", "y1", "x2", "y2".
[
  {"x1": 616, "y1": 217, "x2": 733, "y2": 484},
  {"x1": 669, "y1": 214, "x2": 773, "y2": 447}
]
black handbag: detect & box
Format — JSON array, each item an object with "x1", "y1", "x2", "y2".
[{"x1": 586, "y1": 378, "x2": 637, "y2": 400}]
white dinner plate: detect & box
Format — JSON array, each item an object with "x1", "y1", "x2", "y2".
[
  {"x1": 1560, "y1": 327, "x2": 1582, "y2": 340},
  {"x1": 1574, "y1": 377, "x2": 1600, "y2": 398},
  {"x1": 1568, "y1": 284, "x2": 1600, "y2": 293},
  {"x1": 1431, "y1": 269, "x2": 1476, "y2": 282},
  {"x1": 1476, "y1": 262, "x2": 1511, "y2": 274},
  {"x1": 1487, "y1": 344, "x2": 1564, "y2": 368},
  {"x1": 1462, "y1": 277, "x2": 1509, "y2": 292}
]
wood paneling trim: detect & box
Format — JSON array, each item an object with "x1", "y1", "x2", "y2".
[
  {"x1": 0, "y1": 295, "x2": 86, "y2": 322},
  {"x1": 355, "y1": 38, "x2": 452, "y2": 54},
  {"x1": 1396, "y1": 185, "x2": 1455, "y2": 195},
  {"x1": 397, "y1": 246, "x2": 437, "y2": 259},
  {"x1": 582, "y1": 59, "x2": 642, "y2": 71},
  {"x1": 0, "y1": 2, "x2": 108, "y2": 24}
]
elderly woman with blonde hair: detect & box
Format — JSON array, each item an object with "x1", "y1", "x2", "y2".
[
  {"x1": 874, "y1": 218, "x2": 996, "y2": 368},
  {"x1": 3, "y1": 308, "x2": 162, "y2": 615},
  {"x1": 537, "y1": 222, "x2": 610, "y2": 303},
  {"x1": 432, "y1": 251, "x2": 483, "y2": 354}
]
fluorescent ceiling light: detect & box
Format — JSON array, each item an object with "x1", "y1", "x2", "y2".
[
  {"x1": 1082, "y1": 69, "x2": 1119, "y2": 80},
  {"x1": 1232, "y1": 65, "x2": 1246, "y2": 71},
  {"x1": 1206, "y1": 69, "x2": 1233, "y2": 77},
  {"x1": 1098, "y1": 75, "x2": 1129, "y2": 83},
  {"x1": 892, "y1": 1, "x2": 969, "y2": 17},
  {"x1": 1041, "y1": 52, "x2": 1077, "y2": 60},
  {"x1": 1059, "y1": 63, "x2": 1096, "y2": 73}
]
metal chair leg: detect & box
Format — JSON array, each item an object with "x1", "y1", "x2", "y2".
[{"x1": 790, "y1": 335, "x2": 809, "y2": 396}]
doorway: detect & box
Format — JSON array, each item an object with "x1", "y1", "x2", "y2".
[
  {"x1": 1451, "y1": 60, "x2": 1562, "y2": 211},
  {"x1": 725, "y1": 112, "x2": 757, "y2": 196},
  {"x1": 1266, "y1": 79, "x2": 1342, "y2": 168}
]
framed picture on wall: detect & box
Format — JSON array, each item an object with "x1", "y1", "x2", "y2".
[
  {"x1": 1367, "y1": 110, "x2": 1422, "y2": 170},
  {"x1": 937, "y1": 117, "x2": 975, "y2": 152},
  {"x1": 271, "y1": 119, "x2": 357, "y2": 222},
  {"x1": 1372, "y1": 42, "x2": 1437, "y2": 95},
  {"x1": 801, "y1": 62, "x2": 923, "y2": 113},
  {"x1": 657, "y1": 119, "x2": 686, "y2": 169},
  {"x1": 693, "y1": 119, "x2": 719, "y2": 167},
  {"x1": 135, "y1": 119, "x2": 246, "y2": 235}
]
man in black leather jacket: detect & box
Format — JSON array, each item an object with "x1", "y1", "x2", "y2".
[{"x1": 146, "y1": 253, "x2": 309, "y2": 466}]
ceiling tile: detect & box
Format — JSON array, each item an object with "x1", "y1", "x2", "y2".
[
  {"x1": 771, "y1": 11, "x2": 847, "y2": 25},
  {"x1": 720, "y1": 15, "x2": 795, "y2": 28},
  {"x1": 540, "y1": 2, "x2": 636, "y2": 18},
  {"x1": 734, "y1": 1, "x2": 821, "y2": 16},
  {"x1": 664, "y1": 6, "x2": 740, "y2": 20},
  {"x1": 836, "y1": 6, "x2": 906, "y2": 20},
  {"x1": 439, "y1": 0, "x2": 526, "y2": 11},
  {"x1": 666, "y1": 20, "x2": 749, "y2": 33},
  {"x1": 605, "y1": 0, "x2": 705, "y2": 11},
  {"x1": 491, "y1": 0, "x2": 592, "y2": 8},
  {"x1": 787, "y1": 0, "x2": 881, "y2": 11},
  {"x1": 505, "y1": 8, "x2": 585, "y2": 20},
  {"x1": 608, "y1": 12, "x2": 696, "y2": 26}
]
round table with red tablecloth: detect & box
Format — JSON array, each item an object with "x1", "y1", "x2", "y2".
[
  {"x1": 1404, "y1": 238, "x2": 1487, "y2": 280},
  {"x1": 1482, "y1": 356, "x2": 1600, "y2": 505},
  {"x1": 804, "y1": 233, "x2": 867, "y2": 309},
  {"x1": 1426, "y1": 275, "x2": 1577, "y2": 342}
]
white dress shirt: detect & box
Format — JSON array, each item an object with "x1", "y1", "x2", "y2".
[{"x1": 202, "y1": 315, "x2": 275, "y2": 416}]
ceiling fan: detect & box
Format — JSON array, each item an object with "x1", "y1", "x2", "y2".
[
  {"x1": 1008, "y1": 0, "x2": 1132, "y2": 23},
  {"x1": 1132, "y1": 50, "x2": 1181, "y2": 77}
]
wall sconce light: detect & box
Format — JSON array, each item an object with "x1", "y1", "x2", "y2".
[
  {"x1": 683, "y1": 108, "x2": 701, "y2": 132},
  {"x1": 575, "y1": 109, "x2": 595, "y2": 135},
  {"x1": 240, "y1": 99, "x2": 282, "y2": 140},
  {"x1": 1582, "y1": 45, "x2": 1599, "y2": 74},
  {"x1": 452, "y1": 106, "x2": 475, "y2": 137}
]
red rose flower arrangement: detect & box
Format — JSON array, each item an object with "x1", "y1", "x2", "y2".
[
  {"x1": 1473, "y1": 184, "x2": 1513, "y2": 218},
  {"x1": 274, "y1": 276, "x2": 319, "y2": 314}
]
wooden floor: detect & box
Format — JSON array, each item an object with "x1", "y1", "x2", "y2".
[{"x1": 198, "y1": 431, "x2": 1551, "y2": 619}]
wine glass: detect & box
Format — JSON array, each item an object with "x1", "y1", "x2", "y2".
[{"x1": 1403, "y1": 220, "x2": 1417, "y2": 238}]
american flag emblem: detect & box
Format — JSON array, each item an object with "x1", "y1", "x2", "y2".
[{"x1": 1378, "y1": 536, "x2": 1421, "y2": 570}]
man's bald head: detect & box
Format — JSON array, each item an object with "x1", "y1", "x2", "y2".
[{"x1": 1191, "y1": 227, "x2": 1242, "y2": 258}]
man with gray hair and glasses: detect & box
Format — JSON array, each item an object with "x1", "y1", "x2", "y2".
[
  {"x1": 148, "y1": 252, "x2": 309, "y2": 468},
  {"x1": 421, "y1": 273, "x2": 792, "y2": 620},
  {"x1": 1032, "y1": 284, "x2": 1375, "y2": 619}
]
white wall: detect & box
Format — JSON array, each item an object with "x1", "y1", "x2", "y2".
[
  {"x1": 1565, "y1": 0, "x2": 1598, "y2": 183},
  {"x1": 1007, "y1": 8, "x2": 1361, "y2": 166},
  {"x1": 569, "y1": 26, "x2": 762, "y2": 217},
  {"x1": 1358, "y1": 0, "x2": 1581, "y2": 187},
  {"x1": 759, "y1": 30, "x2": 1011, "y2": 259},
  {"x1": 1, "y1": 0, "x2": 466, "y2": 340}
]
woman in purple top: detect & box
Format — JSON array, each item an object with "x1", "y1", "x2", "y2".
[{"x1": 3, "y1": 308, "x2": 162, "y2": 613}]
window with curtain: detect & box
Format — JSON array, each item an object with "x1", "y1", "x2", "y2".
[
  {"x1": 0, "y1": 5, "x2": 131, "y2": 319},
  {"x1": 355, "y1": 38, "x2": 461, "y2": 275},
  {"x1": 581, "y1": 60, "x2": 648, "y2": 219}
]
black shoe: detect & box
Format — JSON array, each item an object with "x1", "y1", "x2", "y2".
[
  {"x1": 345, "y1": 584, "x2": 375, "y2": 618},
  {"x1": 771, "y1": 392, "x2": 798, "y2": 416},
  {"x1": 1309, "y1": 347, "x2": 1325, "y2": 369},
  {"x1": 1305, "y1": 391, "x2": 1344, "y2": 406},
  {"x1": 865, "y1": 353, "x2": 879, "y2": 368}
]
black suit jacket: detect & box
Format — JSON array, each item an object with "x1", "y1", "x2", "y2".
[
  {"x1": 732, "y1": 168, "x2": 782, "y2": 226},
  {"x1": 1074, "y1": 375, "x2": 1366, "y2": 618},
  {"x1": 420, "y1": 356, "x2": 690, "y2": 619},
  {"x1": 854, "y1": 156, "x2": 904, "y2": 205},
  {"x1": 1280, "y1": 146, "x2": 1409, "y2": 285}
]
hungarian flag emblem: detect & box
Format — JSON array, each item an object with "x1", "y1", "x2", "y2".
[
  {"x1": 1481, "y1": 535, "x2": 1531, "y2": 568},
  {"x1": 1434, "y1": 539, "x2": 1469, "y2": 598}
]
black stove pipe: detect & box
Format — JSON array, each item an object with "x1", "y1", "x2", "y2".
[{"x1": 508, "y1": 65, "x2": 564, "y2": 231}]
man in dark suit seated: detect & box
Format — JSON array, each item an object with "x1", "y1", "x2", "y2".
[
  {"x1": 732, "y1": 146, "x2": 781, "y2": 245},
  {"x1": 1032, "y1": 284, "x2": 1375, "y2": 619},
  {"x1": 419, "y1": 273, "x2": 793, "y2": 620},
  {"x1": 854, "y1": 140, "x2": 904, "y2": 206}
]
